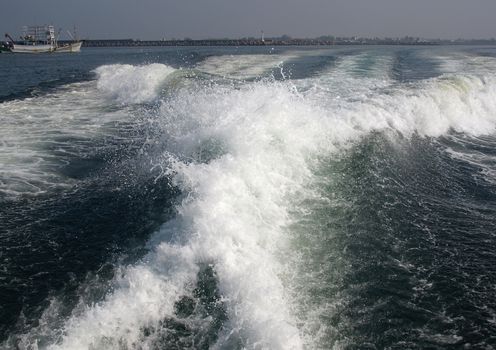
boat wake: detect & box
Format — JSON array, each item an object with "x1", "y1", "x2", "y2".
[{"x1": 3, "y1": 49, "x2": 496, "y2": 349}]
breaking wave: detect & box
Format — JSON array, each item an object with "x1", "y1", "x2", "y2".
[
  {"x1": 94, "y1": 63, "x2": 176, "y2": 104},
  {"x1": 6, "y1": 50, "x2": 496, "y2": 349}
]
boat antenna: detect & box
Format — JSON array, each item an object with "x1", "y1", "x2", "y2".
[
  {"x1": 56, "y1": 28, "x2": 62, "y2": 46},
  {"x1": 4, "y1": 33, "x2": 15, "y2": 43},
  {"x1": 67, "y1": 30, "x2": 75, "y2": 41}
]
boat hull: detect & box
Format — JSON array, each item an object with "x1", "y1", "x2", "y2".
[
  {"x1": 10, "y1": 43, "x2": 55, "y2": 53},
  {"x1": 54, "y1": 41, "x2": 82, "y2": 53},
  {"x1": 9, "y1": 42, "x2": 82, "y2": 54}
]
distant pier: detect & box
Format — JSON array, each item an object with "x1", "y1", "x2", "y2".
[
  {"x1": 79, "y1": 38, "x2": 421, "y2": 47},
  {"x1": 73, "y1": 37, "x2": 496, "y2": 48}
]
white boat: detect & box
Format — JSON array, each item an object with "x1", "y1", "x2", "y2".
[
  {"x1": 54, "y1": 41, "x2": 82, "y2": 53},
  {"x1": 4, "y1": 25, "x2": 82, "y2": 54},
  {"x1": 10, "y1": 43, "x2": 54, "y2": 54}
]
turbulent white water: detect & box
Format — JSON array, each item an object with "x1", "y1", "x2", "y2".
[
  {"x1": 0, "y1": 64, "x2": 177, "y2": 199},
  {"x1": 0, "y1": 82, "x2": 134, "y2": 198},
  {"x1": 95, "y1": 64, "x2": 176, "y2": 103},
  {"x1": 196, "y1": 52, "x2": 301, "y2": 80},
  {"x1": 5, "y1": 50, "x2": 496, "y2": 349}
]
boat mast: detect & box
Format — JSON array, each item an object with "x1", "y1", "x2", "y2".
[{"x1": 4, "y1": 33, "x2": 15, "y2": 43}]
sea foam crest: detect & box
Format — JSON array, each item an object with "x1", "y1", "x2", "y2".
[
  {"x1": 23, "y1": 64, "x2": 496, "y2": 350},
  {"x1": 94, "y1": 63, "x2": 176, "y2": 104},
  {"x1": 349, "y1": 74, "x2": 496, "y2": 137},
  {"x1": 39, "y1": 82, "x2": 323, "y2": 350}
]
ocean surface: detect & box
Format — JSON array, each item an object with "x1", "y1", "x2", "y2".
[{"x1": 0, "y1": 46, "x2": 495, "y2": 349}]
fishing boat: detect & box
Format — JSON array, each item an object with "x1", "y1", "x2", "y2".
[
  {"x1": 54, "y1": 26, "x2": 83, "y2": 52},
  {"x1": 0, "y1": 42, "x2": 11, "y2": 53},
  {"x1": 54, "y1": 41, "x2": 82, "y2": 53},
  {"x1": 4, "y1": 25, "x2": 82, "y2": 54}
]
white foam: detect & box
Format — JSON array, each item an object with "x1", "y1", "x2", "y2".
[
  {"x1": 445, "y1": 135, "x2": 496, "y2": 185},
  {"x1": 432, "y1": 51, "x2": 496, "y2": 76},
  {"x1": 295, "y1": 52, "x2": 395, "y2": 104},
  {"x1": 0, "y1": 63, "x2": 180, "y2": 199},
  {"x1": 13, "y1": 56, "x2": 496, "y2": 349},
  {"x1": 39, "y1": 82, "x2": 323, "y2": 350},
  {"x1": 38, "y1": 245, "x2": 197, "y2": 350},
  {"x1": 0, "y1": 82, "x2": 135, "y2": 198},
  {"x1": 351, "y1": 74, "x2": 496, "y2": 137},
  {"x1": 94, "y1": 64, "x2": 176, "y2": 104},
  {"x1": 196, "y1": 53, "x2": 298, "y2": 80}
]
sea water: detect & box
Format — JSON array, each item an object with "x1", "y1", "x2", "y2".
[{"x1": 0, "y1": 46, "x2": 495, "y2": 349}]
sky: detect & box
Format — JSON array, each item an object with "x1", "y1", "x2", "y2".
[{"x1": 3, "y1": 0, "x2": 496, "y2": 40}]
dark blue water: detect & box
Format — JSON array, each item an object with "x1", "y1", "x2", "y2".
[{"x1": 0, "y1": 46, "x2": 495, "y2": 349}]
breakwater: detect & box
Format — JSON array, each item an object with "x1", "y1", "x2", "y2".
[
  {"x1": 79, "y1": 38, "x2": 440, "y2": 47},
  {"x1": 77, "y1": 38, "x2": 496, "y2": 47}
]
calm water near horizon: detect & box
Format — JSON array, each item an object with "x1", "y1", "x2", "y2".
[{"x1": 1, "y1": 45, "x2": 496, "y2": 349}]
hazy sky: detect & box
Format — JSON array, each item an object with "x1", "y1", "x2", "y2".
[{"x1": 4, "y1": 0, "x2": 496, "y2": 40}]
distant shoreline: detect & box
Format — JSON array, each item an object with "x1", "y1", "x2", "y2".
[{"x1": 76, "y1": 38, "x2": 496, "y2": 47}]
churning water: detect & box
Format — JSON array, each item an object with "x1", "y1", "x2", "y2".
[{"x1": 1, "y1": 46, "x2": 495, "y2": 349}]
